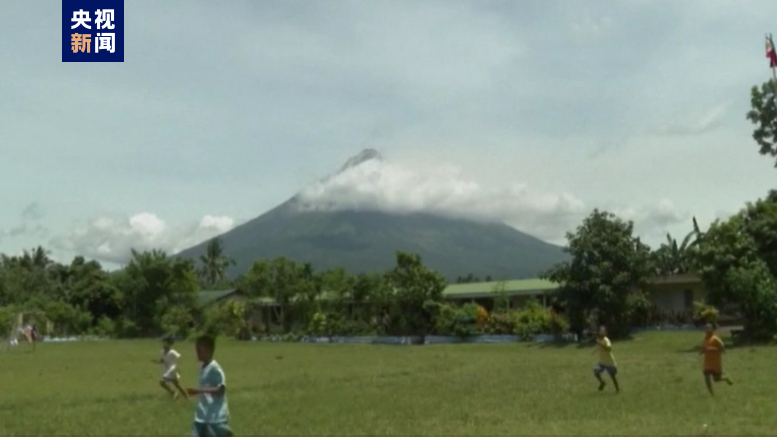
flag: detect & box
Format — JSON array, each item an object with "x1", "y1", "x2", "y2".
[{"x1": 766, "y1": 35, "x2": 777, "y2": 68}]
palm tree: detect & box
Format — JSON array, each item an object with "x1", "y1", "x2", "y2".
[
  {"x1": 2, "y1": 246, "x2": 53, "y2": 271},
  {"x1": 198, "y1": 237, "x2": 235, "y2": 287},
  {"x1": 654, "y1": 216, "x2": 703, "y2": 275}
]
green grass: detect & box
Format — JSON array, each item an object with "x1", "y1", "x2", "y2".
[{"x1": 1, "y1": 331, "x2": 775, "y2": 435}]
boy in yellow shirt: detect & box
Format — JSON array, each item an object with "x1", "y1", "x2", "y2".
[{"x1": 592, "y1": 326, "x2": 619, "y2": 393}]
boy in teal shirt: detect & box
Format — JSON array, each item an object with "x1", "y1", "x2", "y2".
[{"x1": 186, "y1": 335, "x2": 233, "y2": 437}]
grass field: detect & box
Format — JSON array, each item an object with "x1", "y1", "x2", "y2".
[{"x1": 1, "y1": 331, "x2": 775, "y2": 435}]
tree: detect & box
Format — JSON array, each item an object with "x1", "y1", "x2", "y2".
[
  {"x1": 746, "y1": 80, "x2": 777, "y2": 167},
  {"x1": 384, "y1": 252, "x2": 446, "y2": 336},
  {"x1": 725, "y1": 262, "x2": 777, "y2": 340},
  {"x1": 693, "y1": 199, "x2": 777, "y2": 339},
  {"x1": 492, "y1": 280, "x2": 511, "y2": 311},
  {"x1": 456, "y1": 273, "x2": 481, "y2": 283},
  {"x1": 160, "y1": 305, "x2": 195, "y2": 339},
  {"x1": 318, "y1": 266, "x2": 353, "y2": 313},
  {"x1": 73, "y1": 257, "x2": 121, "y2": 309},
  {"x1": 239, "y1": 257, "x2": 320, "y2": 330},
  {"x1": 118, "y1": 249, "x2": 199, "y2": 337},
  {"x1": 541, "y1": 209, "x2": 652, "y2": 338},
  {"x1": 651, "y1": 217, "x2": 702, "y2": 275},
  {"x1": 198, "y1": 237, "x2": 235, "y2": 287}
]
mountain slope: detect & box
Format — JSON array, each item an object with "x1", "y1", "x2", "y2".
[{"x1": 177, "y1": 151, "x2": 569, "y2": 281}]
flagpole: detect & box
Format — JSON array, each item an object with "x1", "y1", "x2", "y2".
[
  {"x1": 769, "y1": 34, "x2": 777, "y2": 113},
  {"x1": 769, "y1": 33, "x2": 777, "y2": 83}
]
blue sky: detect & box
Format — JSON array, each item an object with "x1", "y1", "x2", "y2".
[{"x1": 1, "y1": 0, "x2": 776, "y2": 267}]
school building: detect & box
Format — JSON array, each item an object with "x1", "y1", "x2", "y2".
[
  {"x1": 443, "y1": 274, "x2": 704, "y2": 312},
  {"x1": 197, "y1": 273, "x2": 705, "y2": 313}
]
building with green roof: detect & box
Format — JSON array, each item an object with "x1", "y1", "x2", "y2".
[{"x1": 197, "y1": 274, "x2": 705, "y2": 313}]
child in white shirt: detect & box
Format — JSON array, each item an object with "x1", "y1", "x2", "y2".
[{"x1": 152, "y1": 337, "x2": 188, "y2": 400}]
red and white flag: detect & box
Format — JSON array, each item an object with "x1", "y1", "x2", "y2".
[{"x1": 766, "y1": 35, "x2": 777, "y2": 68}]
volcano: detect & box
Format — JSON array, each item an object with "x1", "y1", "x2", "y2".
[{"x1": 177, "y1": 150, "x2": 567, "y2": 281}]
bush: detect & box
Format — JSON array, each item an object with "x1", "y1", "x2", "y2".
[
  {"x1": 307, "y1": 311, "x2": 330, "y2": 336},
  {"x1": 115, "y1": 317, "x2": 140, "y2": 338},
  {"x1": 335, "y1": 318, "x2": 375, "y2": 336},
  {"x1": 475, "y1": 305, "x2": 488, "y2": 325},
  {"x1": 482, "y1": 311, "x2": 518, "y2": 334},
  {"x1": 547, "y1": 311, "x2": 570, "y2": 334},
  {"x1": 0, "y1": 306, "x2": 17, "y2": 336},
  {"x1": 431, "y1": 302, "x2": 480, "y2": 336},
  {"x1": 93, "y1": 316, "x2": 116, "y2": 337},
  {"x1": 197, "y1": 301, "x2": 248, "y2": 339},
  {"x1": 43, "y1": 301, "x2": 92, "y2": 336},
  {"x1": 514, "y1": 299, "x2": 550, "y2": 340},
  {"x1": 693, "y1": 301, "x2": 719, "y2": 326},
  {"x1": 160, "y1": 305, "x2": 195, "y2": 339},
  {"x1": 513, "y1": 299, "x2": 569, "y2": 340},
  {"x1": 627, "y1": 292, "x2": 653, "y2": 328}
]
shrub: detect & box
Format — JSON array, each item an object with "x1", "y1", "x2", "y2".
[
  {"x1": 482, "y1": 311, "x2": 518, "y2": 334},
  {"x1": 93, "y1": 316, "x2": 116, "y2": 337},
  {"x1": 431, "y1": 302, "x2": 480, "y2": 336},
  {"x1": 513, "y1": 299, "x2": 569, "y2": 340},
  {"x1": 115, "y1": 318, "x2": 140, "y2": 338},
  {"x1": 307, "y1": 311, "x2": 332, "y2": 336},
  {"x1": 547, "y1": 311, "x2": 570, "y2": 334},
  {"x1": 475, "y1": 305, "x2": 488, "y2": 325},
  {"x1": 335, "y1": 319, "x2": 375, "y2": 336},
  {"x1": 627, "y1": 292, "x2": 653, "y2": 328},
  {"x1": 43, "y1": 301, "x2": 92, "y2": 336},
  {"x1": 160, "y1": 305, "x2": 195, "y2": 339},
  {"x1": 693, "y1": 301, "x2": 719, "y2": 326},
  {"x1": 0, "y1": 306, "x2": 17, "y2": 337},
  {"x1": 199, "y1": 301, "x2": 248, "y2": 339}
]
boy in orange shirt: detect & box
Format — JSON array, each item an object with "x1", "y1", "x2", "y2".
[{"x1": 700, "y1": 324, "x2": 733, "y2": 396}]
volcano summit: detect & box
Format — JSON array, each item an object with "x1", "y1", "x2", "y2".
[{"x1": 177, "y1": 150, "x2": 567, "y2": 281}]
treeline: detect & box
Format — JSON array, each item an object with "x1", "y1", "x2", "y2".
[{"x1": 1, "y1": 192, "x2": 774, "y2": 342}]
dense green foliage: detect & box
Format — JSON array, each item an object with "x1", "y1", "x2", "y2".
[
  {"x1": 691, "y1": 199, "x2": 777, "y2": 339},
  {"x1": 747, "y1": 80, "x2": 777, "y2": 166},
  {"x1": 3, "y1": 198, "x2": 776, "y2": 341},
  {"x1": 541, "y1": 209, "x2": 653, "y2": 338}
]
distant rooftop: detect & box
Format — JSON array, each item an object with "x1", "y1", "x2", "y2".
[
  {"x1": 443, "y1": 279, "x2": 558, "y2": 299},
  {"x1": 197, "y1": 274, "x2": 702, "y2": 305},
  {"x1": 198, "y1": 289, "x2": 240, "y2": 307}
]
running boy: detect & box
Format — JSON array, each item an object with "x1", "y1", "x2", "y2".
[
  {"x1": 186, "y1": 335, "x2": 233, "y2": 437},
  {"x1": 700, "y1": 324, "x2": 733, "y2": 396},
  {"x1": 152, "y1": 337, "x2": 187, "y2": 400},
  {"x1": 592, "y1": 325, "x2": 620, "y2": 393}
]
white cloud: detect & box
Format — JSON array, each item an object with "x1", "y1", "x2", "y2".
[
  {"x1": 296, "y1": 154, "x2": 688, "y2": 244},
  {"x1": 50, "y1": 213, "x2": 235, "y2": 264},
  {"x1": 613, "y1": 199, "x2": 690, "y2": 238}
]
